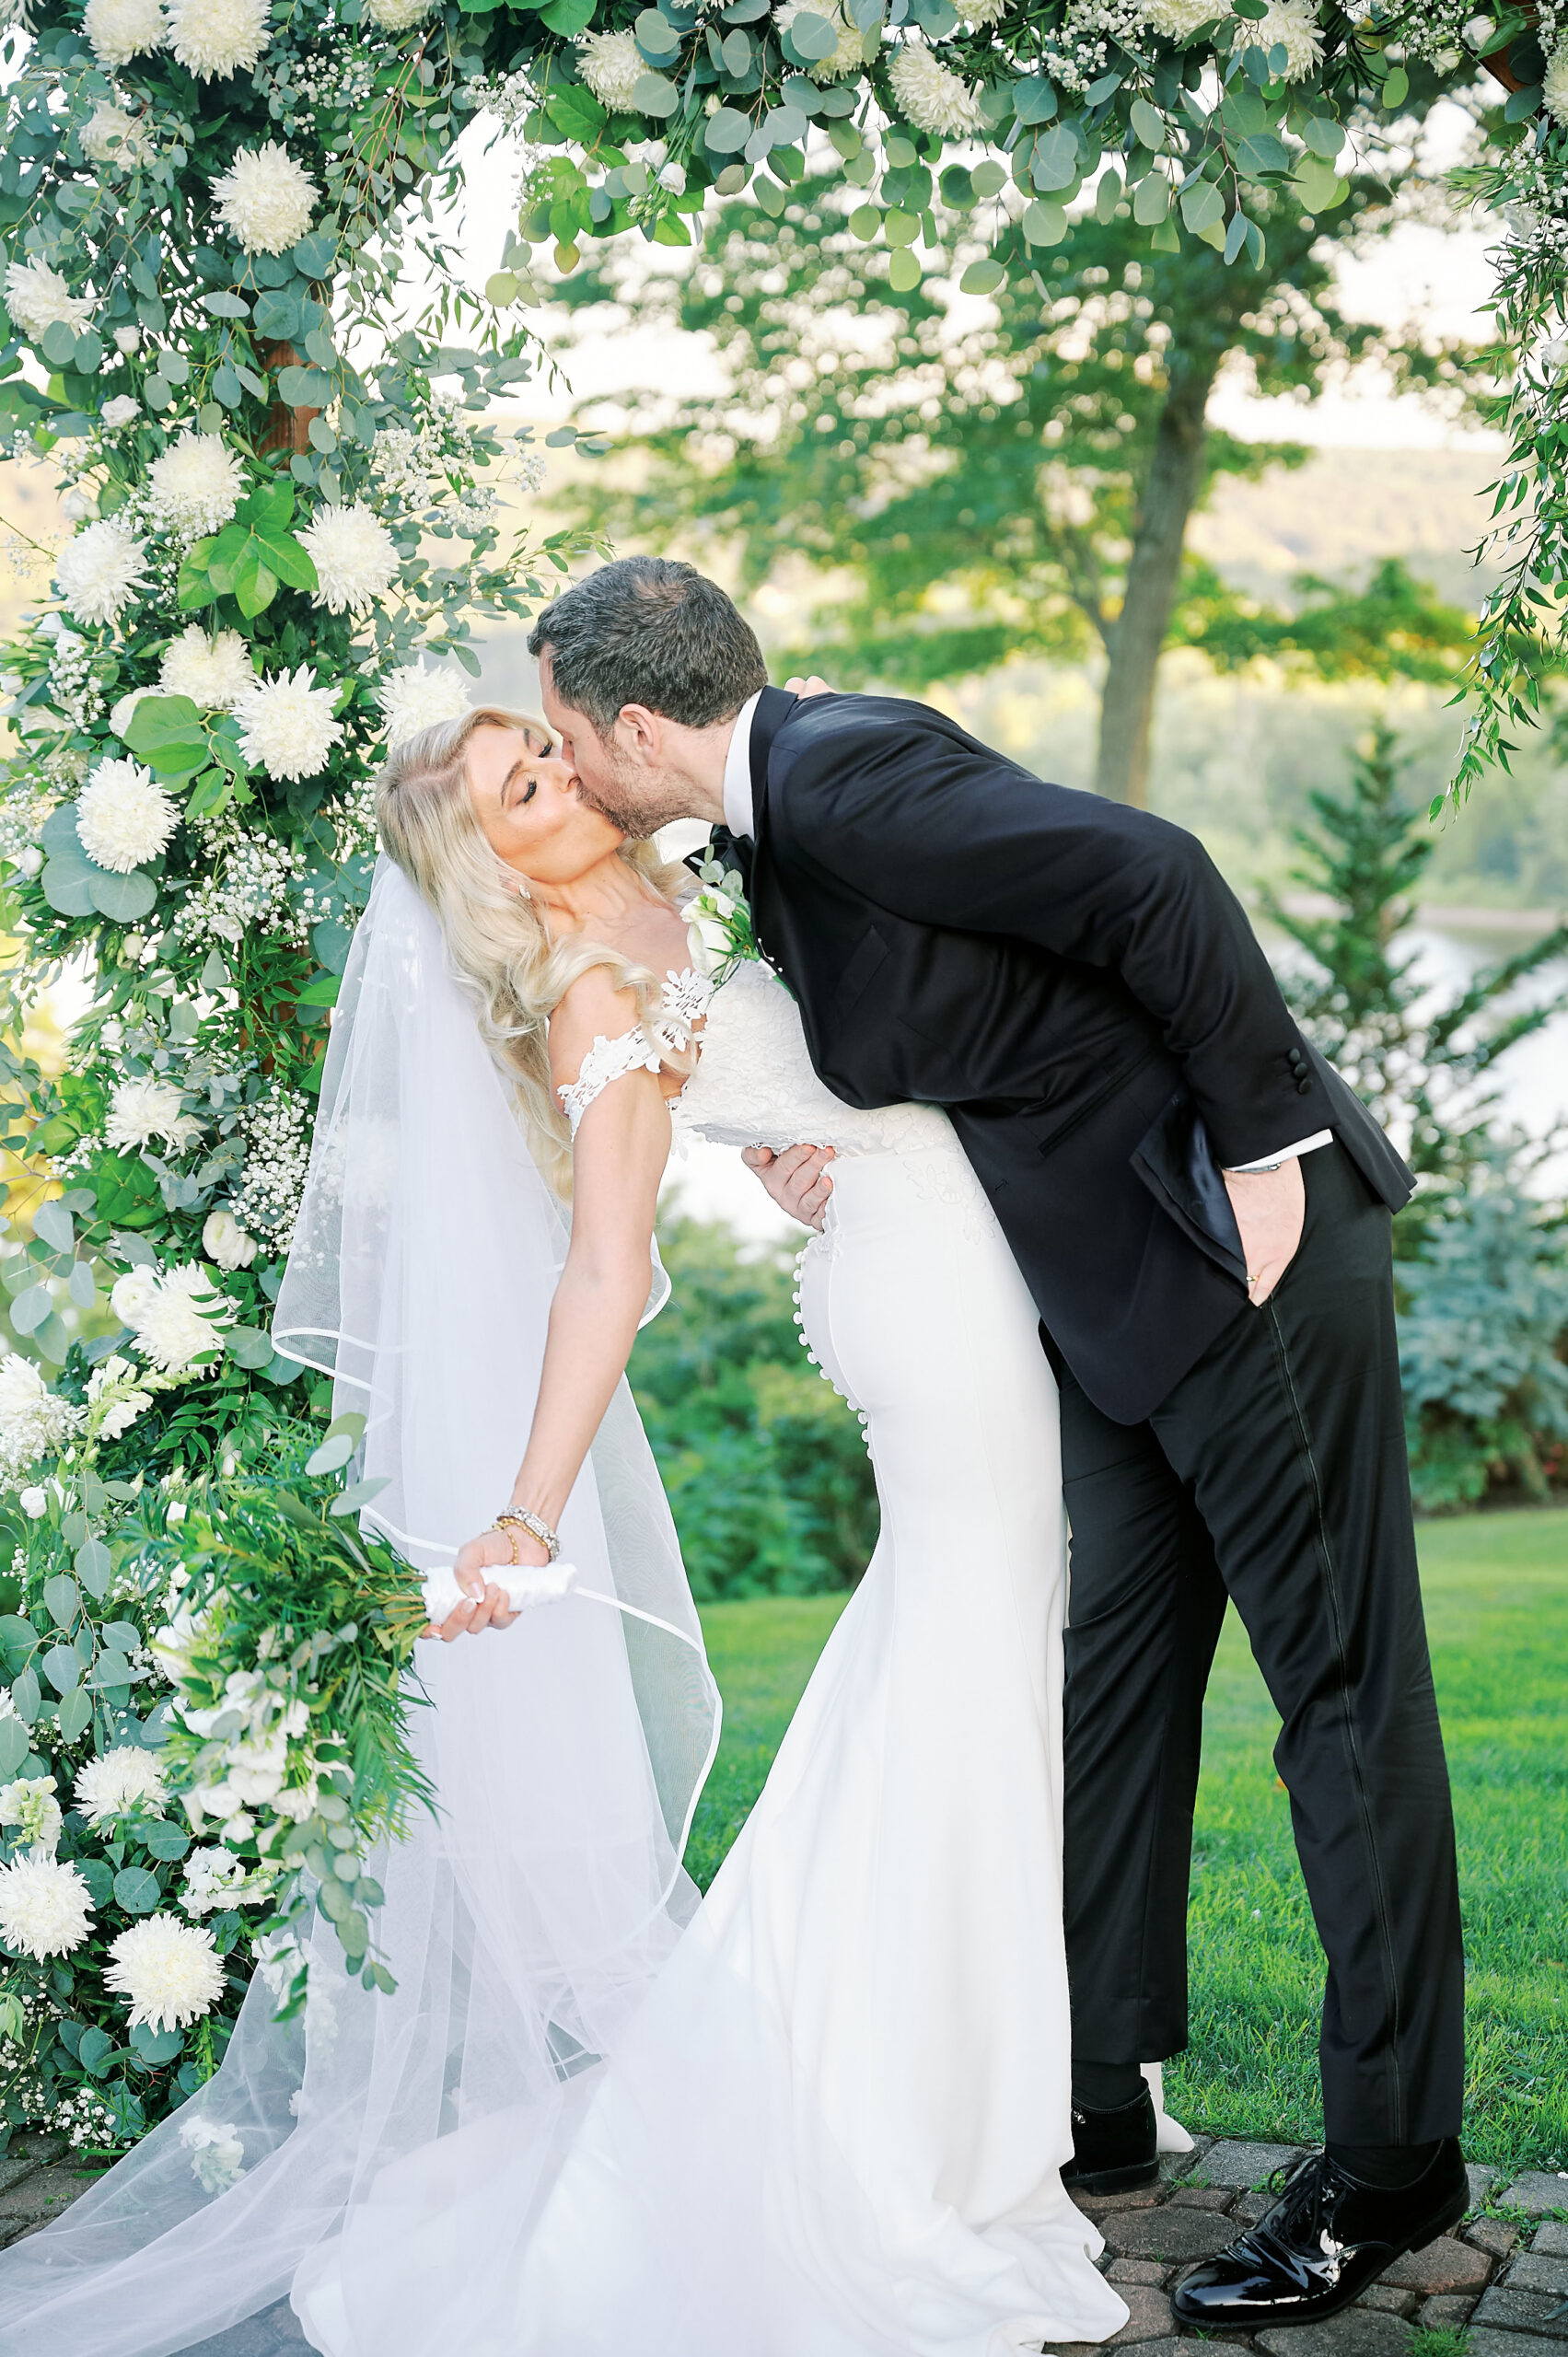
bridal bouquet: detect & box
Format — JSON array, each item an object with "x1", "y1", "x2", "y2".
[{"x1": 133, "y1": 1422, "x2": 435, "y2": 2014}]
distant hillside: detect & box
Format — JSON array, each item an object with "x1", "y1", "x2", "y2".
[{"x1": 1187, "y1": 446, "x2": 1502, "y2": 610}]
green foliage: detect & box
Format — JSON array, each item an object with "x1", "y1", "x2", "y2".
[
  {"x1": 1399, "y1": 1188, "x2": 1568, "y2": 1511},
  {"x1": 0, "y1": 1389, "x2": 330, "y2": 2158},
  {"x1": 132, "y1": 1419, "x2": 435, "y2": 2004},
  {"x1": 629, "y1": 1210, "x2": 877, "y2": 1600},
  {"x1": 1263, "y1": 726, "x2": 1568, "y2": 1191},
  {"x1": 551, "y1": 174, "x2": 1481, "y2": 718}
]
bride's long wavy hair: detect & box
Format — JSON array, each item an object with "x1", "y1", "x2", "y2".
[{"x1": 374, "y1": 704, "x2": 691, "y2": 1196}]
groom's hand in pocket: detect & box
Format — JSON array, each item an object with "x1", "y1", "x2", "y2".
[
  {"x1": 1222, "y1": 1157, "x2": 1307, "y2": 1306},
  {"x1": 743, "y1": 1143, "x2": 835, "y2": 1231}
]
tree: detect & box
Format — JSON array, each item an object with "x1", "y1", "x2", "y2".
[
  {"x1": 552, "y1": 165, "x2": 1481, "y2": 805},
  {"x1": 1262, "y1": 725, "x2": 1568, "y2": 1203}
]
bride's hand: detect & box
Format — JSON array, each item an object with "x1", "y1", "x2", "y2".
[
  {"x1": 783, "y1": 674, "x2": 834, "y2": 698},
  {"x1": 421, "y1": 1525, "x2": 550, "y2": 1642}
]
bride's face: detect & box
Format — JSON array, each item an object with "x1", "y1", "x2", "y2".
[{"x1": 466, "y1": 723, "x2": 624, "y2": 886}]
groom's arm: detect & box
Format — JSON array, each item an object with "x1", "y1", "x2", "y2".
[{"x1": 774, "y1": 711, "x2": 1330, "y2": 1173}]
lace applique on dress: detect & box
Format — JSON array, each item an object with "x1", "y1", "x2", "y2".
[
  {"x1": 557, "y1": 968, "x2": 715, "y2": 1138},
  {"x1": 559, "y1": 1030, "x2": 663, "y2": 1136}
]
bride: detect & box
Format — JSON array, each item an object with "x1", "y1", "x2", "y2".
[{"x1": 0, "y1": 701, "x2": 1172, "y2": 2357}]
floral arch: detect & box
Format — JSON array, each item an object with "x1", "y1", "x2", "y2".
[{"x1": 0, "y1": 0, "x2": 1557, "y2": 2145}]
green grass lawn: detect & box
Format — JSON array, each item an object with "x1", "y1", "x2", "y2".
[{"x1": 688, "y1": 1508, "x2": 1568, "y2": 2176}]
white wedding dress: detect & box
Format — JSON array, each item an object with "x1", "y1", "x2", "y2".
[
  {"x1": 0, "y1": 874, "x2": 1175, "y2": 2357},
  {"x1": 294, "y1": 949, "x2": 1132, "y2": 2357}
]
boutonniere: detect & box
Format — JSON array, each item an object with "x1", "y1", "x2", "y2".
[{"x1": 687, "y1": 857, "x2": 759, "y2": 983}]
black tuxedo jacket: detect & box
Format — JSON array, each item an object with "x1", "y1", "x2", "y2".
[{"x1": 704, "y1": 687, "x2": 1412, "y2": 1424}]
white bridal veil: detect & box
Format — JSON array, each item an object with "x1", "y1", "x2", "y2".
[{"x1": 0, "y1": 858, "x2": 721, "y2": 2356}]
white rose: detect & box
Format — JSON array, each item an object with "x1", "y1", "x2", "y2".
[
  {"x1": 202, "y1": 1209, "x2": 257, "y2": 1271},
  {"x1": 110, "y1": 1267, "x2": 158, "y2": 1325},
  {"x1": 17, "y1": 1487, "x2": 47, "y2": 1519}
]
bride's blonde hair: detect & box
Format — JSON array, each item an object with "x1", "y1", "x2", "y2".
[{"x1": 375, "y1": 704, "x2": 691, "y2": 1196}]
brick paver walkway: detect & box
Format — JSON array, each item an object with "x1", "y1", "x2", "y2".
[{"x1": 1, "y1": 2124, "x2": 1563, "y2": 2352}]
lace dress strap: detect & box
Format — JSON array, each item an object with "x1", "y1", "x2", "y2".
[
  {"x1": 555, "y1": 968, "x2": 715, "y2": 1139},
  {"x1": 558, "y1": 1028, "x2": 662, "y2": 1137}
]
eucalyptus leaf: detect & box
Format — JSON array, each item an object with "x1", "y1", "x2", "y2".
[
  {"x1": 0, "y1": 1719, "x2": 28, "y2": 1776},
  {"x1": 32, "y1": 1200, "x2": 75, "y2": 1251},
  {"x1": 55, "y1": 1684, "x2": 92, "y2": 1741},
  {"x1": 113, "y1": 1864, "x2": 162, "y2": 1913},
  {"x1": 9, "y1": 1283, "x2": 52, "y2": 1334},
  {"x1": 75, "y1": 1537, "x2": 112, "y2": 1593},
  {"x1": 306, "y1": 1432, "x2": 357, "y2": 1477},
  {"x1": 43, "y1": 1574, "x2": 80, "y2": 1631}
]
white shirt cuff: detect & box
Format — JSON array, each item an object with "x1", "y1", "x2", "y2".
[{"x1": 1225, "y1": 1131, "x2": 1334, "y2": 1175}]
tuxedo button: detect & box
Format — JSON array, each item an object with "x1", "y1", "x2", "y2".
[
  {"x1": 1296, "y1": 1076, "x2": 1313, "y2": 1094},
  {"x1": 1288, "y1": 1049, "x2": 1307, "y2": 1070}
]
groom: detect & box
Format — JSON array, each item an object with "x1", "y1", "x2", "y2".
[{"x1": 528, "y1": 558, "x2": 1468, "y2": 2328}]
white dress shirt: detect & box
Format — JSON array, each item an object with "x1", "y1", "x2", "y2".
[{"x1": 720, "y1": 691, "x2": 1329, "y2": 1173}]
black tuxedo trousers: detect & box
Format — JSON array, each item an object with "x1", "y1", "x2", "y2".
[{"x1": 1055, "y1": 1143, "x2": 1465, "y2": 2145}]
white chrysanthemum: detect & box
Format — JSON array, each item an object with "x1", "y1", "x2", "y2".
[
  {"x1": 159, "y1": 623, "x2": 253, "y2": 711},
  {"x1": 0, "y1": 1778, "x2": 64, "y2": 1858},
  {"x1": 55, "y1": 517, "x2": 148, "y2": 627},
  {"x1": 81, "y1": 100, "x2": 151, "y2": 168},
  {"x1": 77, "y1": 755, "x2": 177, "y2": 873},
  {"x1": 376, "y1": 656, "x2": 470, "y2": 747},
  {"x1": 146, "y1": 432, "x2": 244, "y2": 537},
  {"x1": 202, "y1": 1208, "x2": 257, "y2": 1271},
  {"x1": 106, "y1": 1076, "x2": 202, "y2": 1154},
  {"x1": 0, "y1": 1353, "x2": 81, "y2": 1478},
  {"x1": 775, "y1": 0, "x2": 864, "y2": 78},
  {"x1": 1141, "y1": 0, "x2": 1217, "y2": 36},
  {"x1": 576, "y1": 29, "x2": 644, "y2": 110},
  {"x1": 0, "y1": 1854, "x2": 92, "y2": 1959},
  {"x1": 5, "y1": 256, "x2": 95, "y2": 343},
  {"x1": 131, "y1": 1263, "x2": 234, "y2": 1375},
  {"x1": 74, "y1": 1747, "x2": 168, "y2": 1828},
  {"x1": 106, "y1": 1913, "x2": 226, "y2": 2030},
  {"x1": 363, "y1": 0, "x2": 435, "y2": 27},
  {"x1": 299, "y1": 502, "x2": 397, "y2": 615},
  {"x1": 1239, "y1": 0, "x2": 1322, "y2": 77},
  {"x1": 82, "y1": 0, "x2": 166, "y2": 70},
  {"x1": 886, "y1": 39, "x2": 984, "y2": 136},
  {"x1": 234, "y1": 665, "x2": 344, "y2": 781},
  {"x1": 212, "y1": 143, "x2": 319, "y2": 256},
  {"x1": 1544, "y1": 34, "x2": 1568, "y2": 127},
  {"x1": 164, "y1": 0, "x2": 270, "y2": 79},
  {"x1": 101, "y1": 393, "x2": 142, "y2": 430}
]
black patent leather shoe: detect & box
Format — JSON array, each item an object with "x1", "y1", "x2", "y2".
[
  {"x1": 1061, "y1": 2084, "x2": 1159, "y2": 2197},
  {"x1": 1171, "y1": 2138, "x2": 1469, "y2": 2329}
]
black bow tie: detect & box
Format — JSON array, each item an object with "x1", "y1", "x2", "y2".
[{"x1": 686, "y1": 824, "x2": 753, "y2": 893}]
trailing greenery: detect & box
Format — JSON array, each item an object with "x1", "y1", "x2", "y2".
[
  {"x1": 630, "y1": 1208, "x2": 880, "y2": 1599},
  {"x1": 133, "y1": 1415, "x2": 436, "y2": 2007}
]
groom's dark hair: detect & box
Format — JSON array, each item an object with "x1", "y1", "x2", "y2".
[{"x1": 528, "y1": 557, "x2": 767, "y2": 736}]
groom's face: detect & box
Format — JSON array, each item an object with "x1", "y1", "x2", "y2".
[{"x1": 537, "y1": 653, "x2": 683, "y2": 838}]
